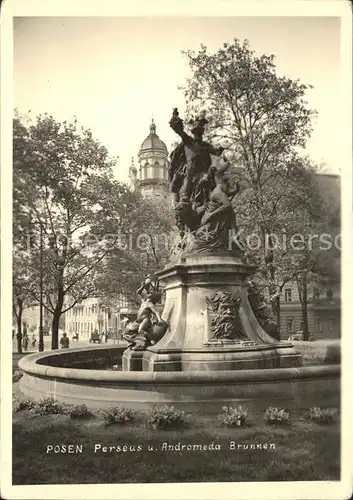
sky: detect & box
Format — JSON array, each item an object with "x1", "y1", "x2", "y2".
[{"x1": 13, "y1": 16, "x2": 341, "y2": 183}]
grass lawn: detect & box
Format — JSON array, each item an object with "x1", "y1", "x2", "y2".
[
  {"x1": 12, "y1": 351, "x2": 340, "y2": 484},
  {"x1": 12, "y1": 400, "x2": 340, "y2": 484}
]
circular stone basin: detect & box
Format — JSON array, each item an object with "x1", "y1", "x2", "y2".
[{"x1": 18, "y1": 344, "x2": 340, "y2": 412}]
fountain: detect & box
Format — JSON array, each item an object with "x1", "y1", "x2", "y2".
[{"x1": 18, "y1": 109, "x2": 340, "y2": 411}]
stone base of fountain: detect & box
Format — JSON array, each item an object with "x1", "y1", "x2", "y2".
[
  {"x1": 18, "y1": 345, "x2": 339, "y2": 411},
  {"x1": 123, "y1": 254, "x2": 302, "y2": 372},
  {"x1": 123, "y1": 344, "x2": 300, "y2": 372}
]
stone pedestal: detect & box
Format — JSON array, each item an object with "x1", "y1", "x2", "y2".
[
  {"x1": 122, "y1": 348, "x2": 144, "y2": 371},
  {"x1": 123, "y1": 254, "x2": 302, "y2": 372}
]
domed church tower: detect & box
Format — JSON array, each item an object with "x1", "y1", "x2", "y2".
[{"x1": 136, "y1": 119, "x2": 170, "y2": 201}]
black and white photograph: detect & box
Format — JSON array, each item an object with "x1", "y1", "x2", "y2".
[{"x1": 1, "y1": 1, "x2": 352, "y2": 499}]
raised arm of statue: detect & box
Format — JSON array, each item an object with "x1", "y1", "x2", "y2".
[{"x1": 169, "y1": 108, "x2": 193, "y2": 145}]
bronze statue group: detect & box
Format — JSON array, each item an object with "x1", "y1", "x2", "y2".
[{"x1": 123, "y1": 108, "x2": 250, "y2": 350}]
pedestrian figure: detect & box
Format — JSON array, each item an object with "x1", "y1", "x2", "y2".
[
  {"x1": 22, "y1": 334, "x2": 29, "y2": 351},
  {"x1": 31, "y1": 334, "x2": 37, "y2": 348},
  {"x1": 60, "y1": 332, "x2": 70, "y2": 349}
]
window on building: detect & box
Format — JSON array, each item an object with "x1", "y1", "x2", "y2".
[
  {"x1": 284, "y1": 289, "x2": 292, "y2": 303},
  {"x1": 313, "y1": 288, "x2": 320, "y2": 300},
  {"x1": 315, "y1": 319, "x2": 322, "y2": 332},
  {"x1": 153, "y1": 162, "x2": 159, "y2": 178},
  {"x1": 326, "y1": 289, "x2": 333, "y2": 300},
  {"x1": 286, "y1": 318, "x2": 294, "y2": 333},
  {"x1": 118, "y1": 294, "x2": 128, "y2": 308}
]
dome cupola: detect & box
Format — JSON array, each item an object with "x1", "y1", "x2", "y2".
[
  {"x1": 136, "y1": 119, "x2": 170, "y2": 201},
  {"x1": 139, "y1": 119, "x2": 168, "y2": 155}
]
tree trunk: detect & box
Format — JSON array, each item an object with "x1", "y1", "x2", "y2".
[
  {"x1": 266, "y1": 234, "x2": 281, "y2": 328},
  {"x1": 273, "y1": 297, "x2": 281, "y2": 330},
  {"x1": 268, "y1": 283, "x2": 281, "y2": 329},
  {"x1": 15, "y1": 298, "x2": 23, "y2": 354},
  {"x1": 16, "y1": 315, "x2": 22, "y2": 354},
  {"x1": 51, "y1": 311, "x2": 61, "y2": 349},
  {"x1": 300, "y1": 274, "x2": 310, "y2": 341},
  {"x1": 51, "y1": 287, "x2": 64, "y2": 350}
]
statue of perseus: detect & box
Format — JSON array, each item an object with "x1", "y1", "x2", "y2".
[
  {"x1": 169, "y1": 108, "x2": 242, "y2": 255},
  {"x1": 169, "y1": 108, "x2": 226, "y2": 205}
]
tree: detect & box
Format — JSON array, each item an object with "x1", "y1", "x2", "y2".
[
  {"x1": 13, "y1": 113, "x2": 118, "y2": 349},
  {"x1": 12, "y1": 250, "x2": 34, "y2": 353},
  {"x1": 91, "y1": 183, "x2": 176, "y2": 302},
  {"x1": 254, "y1": 161, "x2": 341, "y2": 340},
  {"x1": 182, "y1": 39, "x2": 317, "y2": 326},
  {"x1": 288, "y1": 174, "x2": 340, "y2": 340},
  {"x1": 13, "y1": 116, "x2": 36, "y2": 352},
  {"x1": 13, "y1": 113, "x2": 176, "y2": 349}
]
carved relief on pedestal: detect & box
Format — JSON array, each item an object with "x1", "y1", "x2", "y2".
[{"x1": 204, "y1": 291, "x2": 248, "y2": 342}]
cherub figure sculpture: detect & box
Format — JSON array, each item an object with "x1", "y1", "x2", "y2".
[{"x1": 123, "y1": 276, "x2": 168, "y2": 350}]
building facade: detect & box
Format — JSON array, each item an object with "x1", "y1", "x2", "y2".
[
  {"x1": 278, "y1": 282, "x2": 340, "y2": 339},
  {"x1": 19, "y1": 304, "x2": 53, "y2": 335},
  {"x1": 64, "y1": 295, "x2": 138, "y2": 340}
]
